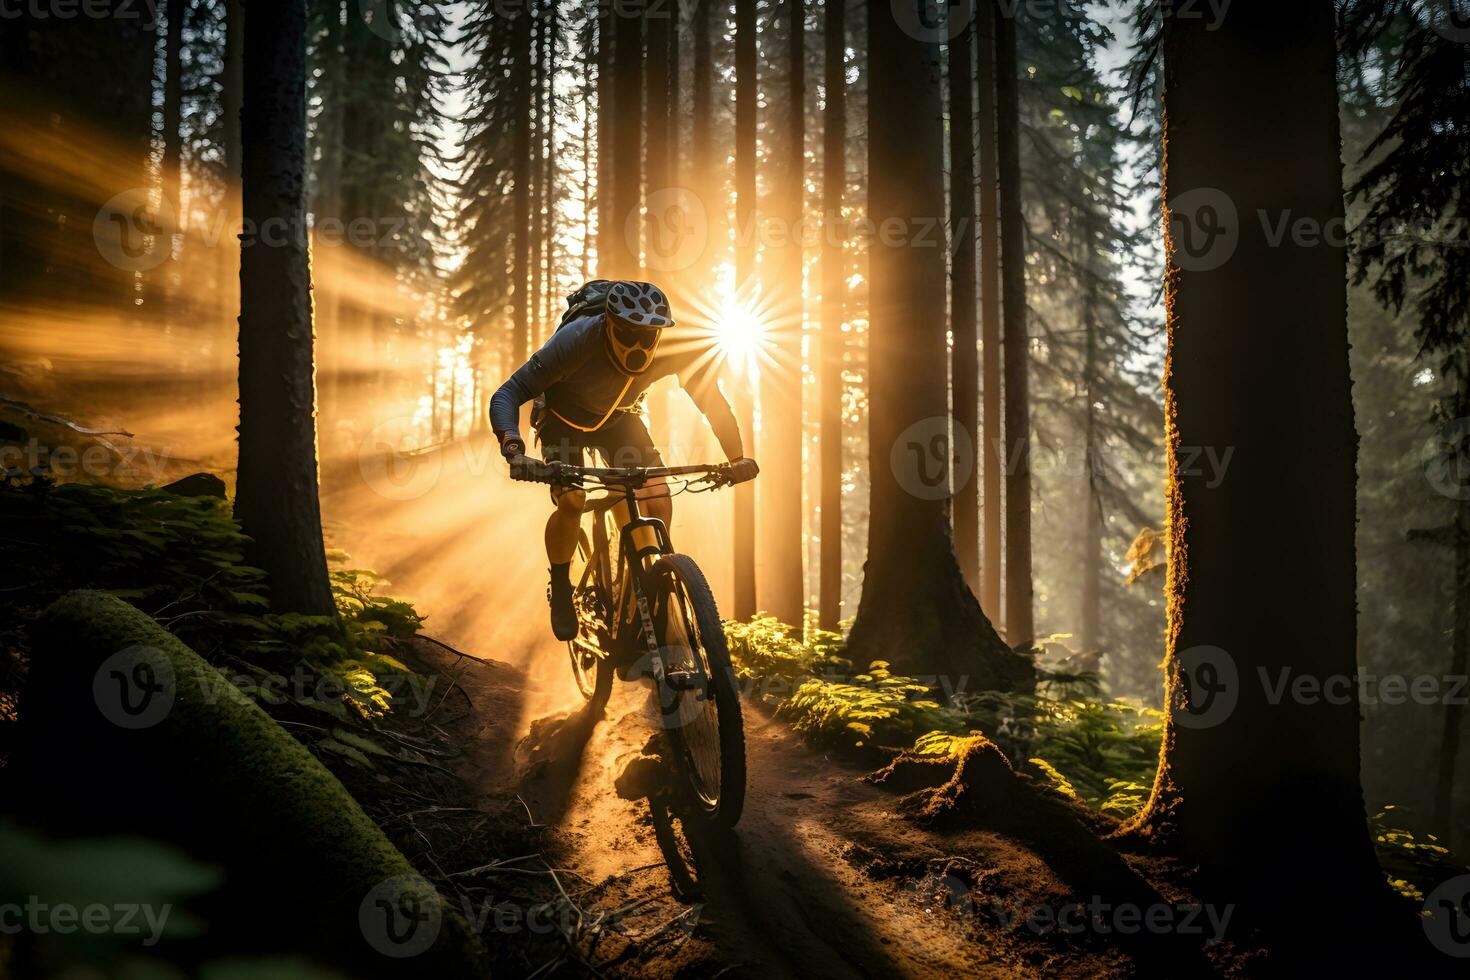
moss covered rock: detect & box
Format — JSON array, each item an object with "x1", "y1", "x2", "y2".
[{"x1": 18, "y1": 591, "x2": 486, "y2": 978}]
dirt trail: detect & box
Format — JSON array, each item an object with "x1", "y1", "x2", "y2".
[
  {"x1": 513, "y1": 677, "x2": 1015, "y2": 978},
  {"x1": 411, "y1": 628, "x2": 1222, "y2": 979},
  {"x1": 333, "y1": 457, "x2": 1202, "y2": 977}
]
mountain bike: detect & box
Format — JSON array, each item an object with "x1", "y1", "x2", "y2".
[{"x1": 527, "y1": 459, "x2": 746, "y2": 829}]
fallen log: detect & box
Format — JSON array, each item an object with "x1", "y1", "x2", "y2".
[{"x1": 15, "y1": 590, "x2": 487, "y2": 977}]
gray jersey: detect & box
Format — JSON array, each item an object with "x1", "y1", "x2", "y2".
[{"x1": 489, "y1": 312, "x2": 740, "y2": 455}]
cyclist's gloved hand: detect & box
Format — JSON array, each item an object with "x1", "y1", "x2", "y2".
[
  {"x1": 508, "y1": 455, "x2": 539, "y2": 482},
  {"x1": 725, "y1": 457, "x2": 760, "y2": 485},
  {"x1": 500, "y1": 436, "x2": 542, "y2": 482}
]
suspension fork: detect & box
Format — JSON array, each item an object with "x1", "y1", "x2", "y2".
[{"x1": 614, "y1": 487, "x2": 675, "y2": 701}]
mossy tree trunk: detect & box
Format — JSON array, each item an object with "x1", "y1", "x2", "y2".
[{"x1": 1124, "y1": 0, "x2": 1387, "y2": 938}]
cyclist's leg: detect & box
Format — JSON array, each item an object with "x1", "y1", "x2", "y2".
[
  {"x1": 538, "y1": 419, "x2": 586, "y2": 641},
  {"x1": 540, "y1": 419, "x2": 588, "y2": 563}
]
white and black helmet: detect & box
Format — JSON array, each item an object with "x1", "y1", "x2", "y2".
[{"x1": 606, "y1": 280, "x2": 675, "y2": 329}]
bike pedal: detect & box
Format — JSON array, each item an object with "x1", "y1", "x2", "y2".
[{"x1": 663, "y1": 670, "x2": 706, "y2": 693}]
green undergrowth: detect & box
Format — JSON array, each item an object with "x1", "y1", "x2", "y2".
[
  {"x1": 725, "y1": 614, "x2": 1462, "y2": 896},
  {"x1": 0, "y1": 477, "x2": 426, "y2": 724},
  {"x1": 725, "y1": 614, "x2": 1162, "y2": 815}
]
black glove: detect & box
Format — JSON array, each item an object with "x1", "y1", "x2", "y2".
[
  {"x1": 725, "y1": 457, "x2": 759, "y2": 485},
  {"x1": 500, "y1": 436, "x2": 543, "y2": 482},
  {"x1": 508, "y1": 455, "x2": 543, "y2": 482}
]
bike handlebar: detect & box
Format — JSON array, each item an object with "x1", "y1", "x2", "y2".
[{"x1": 522, "y1": 460, "x2": 733, "y2": 489}]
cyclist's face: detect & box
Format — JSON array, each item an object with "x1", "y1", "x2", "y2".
[{"x1": 608, "y1": 315, "x2": 661, "y2": 374}]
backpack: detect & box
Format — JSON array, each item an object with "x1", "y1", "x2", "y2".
[
  {"x1": 531, "y1": 281, "x2": 617, "y2": 431},
  {"x1": 555, "y1": 279, "x2": 614, "y2": 333}
]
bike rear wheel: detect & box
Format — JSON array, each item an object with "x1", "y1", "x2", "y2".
[{"x1": 650, "y1": 553, "x2": 745, "y2": 828}]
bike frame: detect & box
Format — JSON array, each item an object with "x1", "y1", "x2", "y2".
[{"x1": 558, "y1": 463, "x2": 726, "y2": 702}]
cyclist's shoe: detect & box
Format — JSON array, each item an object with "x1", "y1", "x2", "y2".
[{"x1": 548, "y1": 568, "x2": 578, "y2": 641}]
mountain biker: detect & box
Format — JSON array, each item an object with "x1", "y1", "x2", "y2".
[{"x1": 489, "y1": 280, "x2": 759, "y2": 642}]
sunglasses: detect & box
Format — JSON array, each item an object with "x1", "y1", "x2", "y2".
[{"x1": 610, "y1": 320, "x2": 659, "y2": 350}]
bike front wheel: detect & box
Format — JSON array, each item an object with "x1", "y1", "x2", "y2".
[{"x1": 649, "y1": 553, "x2": 746, "y2": 828}]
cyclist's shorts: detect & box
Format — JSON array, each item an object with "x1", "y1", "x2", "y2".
[{"x1": 536, "y1": 410, "x2": 665, "y2": 498}]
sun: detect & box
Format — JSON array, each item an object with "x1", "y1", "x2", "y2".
[
  {"x1": 673, "y1": 268, "x2": 775, "y2": 382},
  {"x1": 713, "y1": 302, "x2": 766, "y2": 376}
]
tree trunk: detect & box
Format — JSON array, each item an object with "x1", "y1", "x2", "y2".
[
  {"x1": 512, "y1": 10, "x2": 533, "y2": 361},
  {"x1": 818, "y1": 0, "x2": 846, "y2": 632},
  {"x1": 844, "y1": 0, "x2": 1031, "y2": 692},
  {"x1": 948, "y1": 0, "x2": 979, "y2": 596},
  {"x1": 643, "y1": 0, "x2": 673, "y2": 448},
  {"x1": 975, "y1": 0, "x2": 1002, "y2": 623},
  {"x1": 645, "y1": 3, "x2": 671, "y2": 228},
  {"x1": 312, "y1": 0, "x2": 345, "y2": 430},
  {"x1": 1079, "y1": 224, "x2": 1101, "y2": 652},
  {"x1": 220, "y1": 0, "x2": 246, "y2": 385},
  {"x1": 529, "y1": 10, "x2": 546, "y2": 343},
  {"x1": 994, "y1": 5, "x2": 1032, "y2": 647},
  {"x1": 1124, "y1": 0, "x2": 1389, "y2": 942},
  {"x1": 691, "y1": 0, "x2": 716, "y2": 299},
  {"x1": 156, "y1": 0, "x2": 184, "y2": 327},
  {"x1": 668, "y1": 3, "x2": 681, "y2": 189},
  {"x1": 235, "y1": 0, "x2": 335, "y2": 617},
  {"x1": 732, "y1": 0, "x2": 758, "y2": 620},
  {"x1": 542, "y1": 5, "x2": 558, "y2": 338},
  {"x1": 582, "y1": 47, "x2": 595, "y2": 283},
  {"x1": 163, "y1": 0, "x2": 183, "y2": 224},
  {"x1": 596, "y1": 2, "x2": 614, "y2": 271},
  {"x1": 609, "y1": 0, "x2": 644, "y2": 277},
  {"x1": 1435, "y1": 492, "x2": 1470, "y2": 832},
  {"x1": 759, "y1": 0, "x2": 806, "y2": 629},
  {"x1": 692, "y1": 0, "x2": 712, "y2": 190},
  {"x1": 222, "y1": 0, "x2": 244, "y2": 180}
]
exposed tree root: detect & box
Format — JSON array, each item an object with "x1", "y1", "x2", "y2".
[{"x1": 867, "y1": 737, "x2": 1218, "y2": 976}]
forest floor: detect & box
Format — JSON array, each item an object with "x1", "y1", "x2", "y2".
[{"x1": 409, "y1": 637, "x2": 1250, "y2": 979}]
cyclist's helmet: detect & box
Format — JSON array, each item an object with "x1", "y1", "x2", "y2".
[{"x1": 605, "y1": 280, "x2": 673, "y2": 376}]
